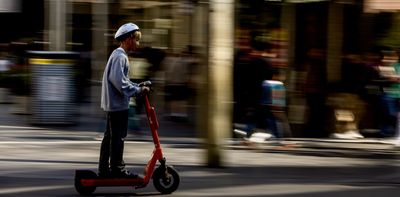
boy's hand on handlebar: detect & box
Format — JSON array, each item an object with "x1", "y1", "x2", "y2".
[{"x1": 140, "y1": 86, "x2": 150, "y2": 95}]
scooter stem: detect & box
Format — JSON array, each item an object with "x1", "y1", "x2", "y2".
[{"x1": 144, "y1": 95, "x2": 162, "y2": 149}]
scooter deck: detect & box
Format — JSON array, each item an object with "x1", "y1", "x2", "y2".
[{"x1": 81, "y1": 176, "x2": 146, "y2": 187}]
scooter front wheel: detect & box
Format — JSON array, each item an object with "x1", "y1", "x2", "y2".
[{"x1": 152, "y1": 166, "x2": 180, "y2": 194}]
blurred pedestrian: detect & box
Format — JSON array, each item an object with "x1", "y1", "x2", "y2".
[
  {"x1": 378, "y1": 49, "x2": 400, "y2": 137},
  {"x1": 127, "y1": 50, "x2": 151, "y2": 135},
  {"x1": 304, "y1": 48, "x2": 328, "y2": 137},
  {"x1": 98, "y1": 22, "x2": 150, "y2": 178},
  {"x1": 233, "y1": 30, "x2": 274, "y2": 135},
  {"x1": 162, "y1": 46, "x2": 194, "y2": 121},
  {"x1": 358, "y1": 49, "x2": 383, "y2": 133},
  {"x1": 260, "y1": 69, "x2": 292, "y2": 139}
]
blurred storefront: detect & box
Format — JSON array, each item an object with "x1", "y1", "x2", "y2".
[
  {"x1": 1, "y1": 0, "x2": 400, "y2": 136},
  {"x1": 1, "y1": 0, "x2": 399, "y2": 83},
  {"x1": 233, "y1": 0, "x2": 400, "y2": 137}
]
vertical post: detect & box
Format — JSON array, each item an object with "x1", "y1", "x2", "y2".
[
  {"x1": 205, "y1": 0, "x2": 234, "y2": 167},
  {"x1": 172, "y1": 0, "x2": 192, "y2": 52},
  {"x1": 327, "y1": 2, "x2": 343, "y2": 83},
  {"x1": 281, "y1": 3, "x2": 296, "y2": 72},
  {"x1": 192, "y1": 2, "x2": 206, "y2": 47},
  {"x1": 92, "y1": 1, "x2": 109, "y2": 80},
  {"x1": 195, "y1": 1, "x2": 211, "y2": 142},
  {"x1": 90, "y1": 1, "x2": 109, "y2": 118},
  {"x1": 47, "y1": 0, "x2": 67, "y2": 51}
]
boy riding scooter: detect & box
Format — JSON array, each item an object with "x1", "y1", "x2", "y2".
[
  {"x1": 74, "y1": 22, "x2": 180, "y2": 195},
  {"x1": 98, "y1": 22, "x2": 149, "y2": 178}
]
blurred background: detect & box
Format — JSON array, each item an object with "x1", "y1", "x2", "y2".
[{"x1": 0, "y1": 0, "x2": 400, "y2": 145}]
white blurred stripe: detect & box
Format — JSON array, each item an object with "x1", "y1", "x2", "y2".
[
  {"x1": 0, "y1": 125, "x2": 45, "y2": 130},
  {"x1": 0, "y1": 185, "x2": 71, "y2": 195}
]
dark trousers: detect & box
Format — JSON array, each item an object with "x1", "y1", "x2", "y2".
[
  {"x1": 98, "y1": 110, "x2": 129, "y2": 173},
  {"x1": 306, "y1": 93, "x2": 327, "y2": 137}
]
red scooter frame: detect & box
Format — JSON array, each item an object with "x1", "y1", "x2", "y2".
[{"x1": 75, "y1": 83, "x2": 180, "y2": 195}]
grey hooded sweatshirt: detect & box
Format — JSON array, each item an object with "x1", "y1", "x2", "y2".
[{"x1": 101, "y1": 47, "x2": 141, "y2": 112}]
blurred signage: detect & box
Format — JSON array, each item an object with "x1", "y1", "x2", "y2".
[
  {"x1": 178, "y1": 0, "x2": 194, "y2": 14},
  {"x1": 0, "y1": 0, "x2": 20, "y2": 13},
  {"x1": 364, "y1": 0, "x2": 400, "y2": 13},
  {"x1": 285, "y1": 0, "x2": 329, "y2": 3},
  {"x1": 285, "y1": 0, "x2": 356, "y2": 3},
  {"x1": 121, "y1": 0, "x2": 176, "y2": 9},
  {"x1": 68, "y1": 0, "x2": 106, "y2": 3},
  {"x1": 154, "y1": 18, "x2": 172, "y2": 29}
]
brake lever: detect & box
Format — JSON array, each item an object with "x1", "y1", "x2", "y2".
[{"x1": 139, "y1": 80, "x2": 152, "y2": 87}]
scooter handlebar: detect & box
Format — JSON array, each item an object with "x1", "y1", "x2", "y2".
[
  {"x1": 139, "y1": 80, "x2": 152, "y2": 87},
  {"x1": 139, "y1": 81, "x2": 152, "y2": 96}
]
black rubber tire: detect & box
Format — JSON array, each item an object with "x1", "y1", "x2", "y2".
[
  {"x1": 152, "y1": 166, "x2": 180, "y2": 194},
  {"x1": 74, "y1": 170, "x2": 97, "y2": 195}
]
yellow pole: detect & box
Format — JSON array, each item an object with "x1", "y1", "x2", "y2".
[{"x1": 205, "y1": 0, "x2": 234, "y2": 167}]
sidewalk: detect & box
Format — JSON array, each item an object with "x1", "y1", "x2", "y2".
[
  {"x1": 0, "y1": 93, "x2": 399, "y2": 151},
  {"x1": 0, "y1": 122, "x2": 398, "y2": 156},
  {"x1": 0, "y1": 96, "x2": 197, "y2": 137}
]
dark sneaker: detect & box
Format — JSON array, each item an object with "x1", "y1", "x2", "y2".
[{"x1": 111, "y1": 169, "x2": 138, "y2": 178}]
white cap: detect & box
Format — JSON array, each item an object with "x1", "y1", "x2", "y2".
[{"x1": 114, "y1": 23, "x2": 139, "y2": 40}]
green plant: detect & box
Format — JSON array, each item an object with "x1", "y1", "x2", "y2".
[{"x1": 2, "y1": 65, "x2": 31, "y2": 95}]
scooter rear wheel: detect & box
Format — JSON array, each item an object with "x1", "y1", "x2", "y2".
[
  {"x1": 74, "y1": 170, "x2": 97, "y2": 195},
  {"x1": 152, "y1": 166, "x2": 180, "y2": 194}
]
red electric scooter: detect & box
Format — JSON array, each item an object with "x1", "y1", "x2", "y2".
[{"x1": 74, "y1": 81, "x2": 180, "y2": 195}]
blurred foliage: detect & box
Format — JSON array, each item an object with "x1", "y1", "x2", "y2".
[
  {"x1": 0, "y1": 65, "x2": 31, "y2": 95},
  {"x1": 377, "y1": 13, "x2": 400, "y2": 49}
]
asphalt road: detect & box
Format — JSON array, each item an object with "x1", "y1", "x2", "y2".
[{"x1": 0, "y1": 126, "x2": 400, "y2": 197}]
